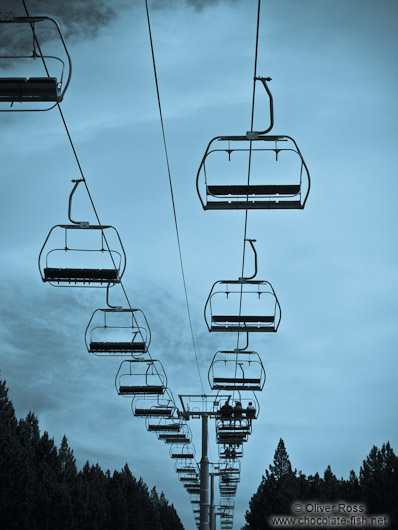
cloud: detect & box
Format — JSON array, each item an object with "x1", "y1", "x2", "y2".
[
  {"x1": 0, "y1": 0, "x2": 239, "y2": 58},
  {"x1": 151, "y1": 0, "x2": 238, "y2": 11},
  {"x1": 0, "y1": 0, "x2": 119, "y2": 58}
]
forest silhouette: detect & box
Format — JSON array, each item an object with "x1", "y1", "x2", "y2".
[
  {"x1": 1, "y1": 376, "x2": 397, "y2": 530},
  {"x1": 244, "y1": 438, "x2": 397, "y2": 529},
  {"x1": 0, "y1": 379, "x2": 184, "y2": 530}
]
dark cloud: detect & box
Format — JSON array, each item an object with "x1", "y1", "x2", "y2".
[
  {"x1": 0, "y1": 0, "x2": 119, "y2": 57},
  {"x1": 151, "y1": 0, "x2": 237, "y2": 10},
  {"x1": 0, "y1": 0, "x2": 238, "y2": 59}
]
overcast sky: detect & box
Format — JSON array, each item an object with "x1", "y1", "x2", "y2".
[{"x1": 0, "y1": 0, "x2": 397, "y2": 529}]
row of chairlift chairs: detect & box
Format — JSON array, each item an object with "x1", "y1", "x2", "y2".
[
  {"x1": 2, "y1": 12, "x2": 310, "y2": 529},
  {"x1": 36, "y1": 179, "x2": 261, "y2": 526},
  {"x1": 192, "y1": 72, "x2": 310, "y2": 528},
  {"x1": 36, "y1": 179, "x2": 271, "y2": 524}
]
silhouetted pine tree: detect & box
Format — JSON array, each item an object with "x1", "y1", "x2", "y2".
[
  {"x1": 0, "y1": 380, "x2": 23, "y2": 529},
  {"x1": 359, "y1": 442, "x2": 398, "y2": 521},
  {"x1": 151, "y1": 486, "x2": 185, "y2": 530},
  {"x1": 244, "y1": 438, "x2": 298, "y2": 529},
  {"x1": 318, "y1": 465, "x2": 340, "y2": 501}
]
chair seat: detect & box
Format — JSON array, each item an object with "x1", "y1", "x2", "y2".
[
  {"x1": 134, "y1": 408, "x2": 173, "y2": 417},
  {"x1": 44, "y1": 267, "x2": 119, "y2": 283},
  {"x1": 212, "y1": 315, "x2": 274, "y2": 323},
  {"x1": 90, "y1": 341, "x2": 146, "y2": 352},
  {"x1": 211, "y1": 320, "x2": 276, "y2": 332},
  {"x1": 207, "y1": 184, "x2": 300, "y2": 196},
  {"x1": 214, "y1": 377, "x2": 261, "y2": 384},
  {"x1": 119, "y1": 385, "x2": 164, "y2": 395},
  {"x1": 214, "y1": 384, "x2": 262, "y2": 391},
  {"x1": 0, "y1": 77, "x2": 59, "y2": 101},
  {"x1": 205, "y1": 200, "x2": 302, "y2": 210},
  {"x1": 147, "y1": 424, "x2": 180, "y2": 432},
  {"x1": 162, "y1": 437, "x2": 190, "y2": 444}
]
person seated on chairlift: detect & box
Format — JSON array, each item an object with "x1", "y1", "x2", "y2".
[
  {"x1": 233, "y1": 401, "x2": 243, "y2": 425},
  {"x1": 246, "y1": 401, "x2": 256, "y2": 421},
  {"x1": 230, "y1": 448, "x2": 237, "y2": 459},
  {"x1": 219, "y1": 397, "x2": 233, "y2": 422},
  {"x1": 224, "y1": 445, "x2": 231, "y2": 458}
]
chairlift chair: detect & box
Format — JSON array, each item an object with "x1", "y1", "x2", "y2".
[
  {"x1": 180, "y1": 475, "x2": 198, "y2": 483},
  {"x1": 175, "y1": 463, "x2": 198, "y2": 474},
  {"x1": 146, "y1": 421, "x2": 181, "y2": 433},
  {"x1": 39, "y1": 180, "x2": 126, "y2": 287},
  {"x1": 132, "y1": 393, "x2": 176, "y2": 418},
  {"x1": 220, "y1": 473, "x2": 240, "y2": 484},
  {"x1": 187, "y1": 488, "x2": 200, "y2": 495},
  {"x1": 185, "y1": 482, "x2": 200, "y2": 490},
  {"x1": 205, "y1": 280, "x2": 281, "y2": 332},
  {"x1": 216, "y1": 390, "x2": 260, "y2": 422},
  {"x1": 196, "y1": 76, "x2": 310, "y2": 210},
  {"x1": 219, "y1": 462, "x2": 240, "y2": 478},
  {"x1": 0, "y1": 13, "x2": 72, "y2": 111},
  {"x1": 204, "y1": 240, "x2": 281, "y2": 333},
  {"x1": 160, "y1": 434, "x2": 191, "y2": 444},
  {"x1": 132, "y1": 390, "x2": 176, "y2": 418},
  {"x1": 171, "y1": 452, "x2": 195, "y2": 460},
  {"x1": 86, "y1": 296, "x2": 150, "y2": 356},
  {"x1": 216, "y1": 420, "x2": 251, "y2": 437},
  {"x1": 220, "y1": 497, "x2": 235, "y2": 509},
  {"x1": 115, "y1": 359, "x2": 166, "y2": 397},
  {"x1": 170, "y1": 445, "x2": 195, "y2": 461},
  {"x1": 217, "y1": 432, "x2": 248, "y2": 445},
  {"x1": 219, "y1": 444, "x2": 243, "y2": 460},
  {"x1": 209, "y1": 350, "x2": 266, "y2": 391},
  {"x1": 220, "y1": 489, "x2": 237, "y2": 497}
]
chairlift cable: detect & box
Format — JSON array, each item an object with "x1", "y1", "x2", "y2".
[
  {"x1": 234, "y1": 0, "x2": 262, "y2": 396},
  {"x1": 144, "y1": 0, "x2": 205, "y2": 395}
]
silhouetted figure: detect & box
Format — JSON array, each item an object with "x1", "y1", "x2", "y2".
[
  {"x1": 246, "y1": 401, "x2": 256, "y2": 423},
  {"x1": 231, "y1": 448, "x2": 237, "y2": 459},
  {"x1": 219, "y1": 397, "x2": 233, "y2": 423},
  {"x1": 233, "y1": 401, "x2": 243, "y2": 425},
  {"x1": 224, "y1": 446, "x2": 231, "y2": 458}
]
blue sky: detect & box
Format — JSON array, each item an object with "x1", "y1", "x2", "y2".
[{"x1": 0, "y1": 1, "x2": 397, "y2": 529}]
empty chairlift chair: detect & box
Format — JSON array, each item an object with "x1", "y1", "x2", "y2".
[
  {"x1": 196, "y1": 76, "x2": 310, "y2": 210},
  {"x1": 146, "y1": 417, "x2": 182, "y2": 433},
  {"x1": 39, "y1": 180, "x2": 126, "y2": 286},
  {"x1": 115, "y1": 359, "x2": 166, "y2": 397},
  {"x1": 205, "y1": 280, "x2": 281, "y2": 332},
  {"x1": 204, "y1": 240, "x2": 281, "y2": 333},
  {"x1": 157, "y1": 423, "x2": 192, "y2": 444},
  {"x1": 209, "y1": 350, "x2": 266, "y2": 391},
  {"x1": 86, "y1": 297, "x2": 150, "y2": 356},
  {"x1": 132, "y1": 393, "x2": 177, "y2": 418},
  {"x1": 0, "y1": 13, "x2": 72, "y2": 111},
  {"x1": 170, "y1": 445, "x2": 196, "y2": 461},
  {"x1": 179, "y1": 473, "x2": 199, "y2": 483},
  {"x1": 175, "y1": 463, "x2": 198, "y2": 475}
]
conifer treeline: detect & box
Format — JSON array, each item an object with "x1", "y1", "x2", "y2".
[
  {"x1": 0, "y1": 380, "x2": 184, "y2": 530},
  {"x1": 244, "y1": 439, "x2": 398, "y2": 529}
]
